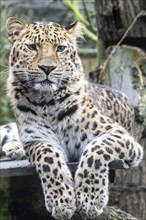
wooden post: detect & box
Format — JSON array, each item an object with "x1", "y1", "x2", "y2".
[{"x1": 94, "y1": 0, "x2": 146, "y2": 49}]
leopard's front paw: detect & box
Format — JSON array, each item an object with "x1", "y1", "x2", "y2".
[
  {"x1": 78, "y1": 203, "x2": 103, "y2": 219},
  {"x1": 75, "y1": 188, "x2": 107, "y2": 219},
  {"x1": 45, "y1": 190, "x2": 76, "y2": 220},
  {"x1": 2, "y1": 141, "x2": 26, "y2": 160},
  {"x1": 75, "y1": 167, "x2": 109, "y2": 219},
  {"x1": 52, "y1": 201, "x2": 76, "y2": 220}
]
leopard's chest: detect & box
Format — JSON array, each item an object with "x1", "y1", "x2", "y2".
[
  {"x1": 58, "y1": 124, "x2": 89, "y2": 162},
  {"x1": 53, "y1": 114, "x2": 99, "y2": 162},
  {"x1": 37, "y1": 94, "x2": 101, "y2": 161}
]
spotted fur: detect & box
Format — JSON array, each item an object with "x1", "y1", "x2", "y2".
[{"x1": 1, "y1": 17, "x2": 143, "y2": 219}]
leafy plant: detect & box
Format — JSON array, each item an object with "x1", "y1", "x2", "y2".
[
  {"x1": 0, "y1": 7, "x2": 13, "y2": 125},
  {"x1": 62, "y1": 0, "x2": 105, "y2": 65}
]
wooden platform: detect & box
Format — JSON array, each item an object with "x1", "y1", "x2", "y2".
[
  {"x1": 0, "y1": 157, "x2": 142, "y2": 220},
  {"x1": 0, "y1": 157, "x2": 126, "y2": 178}
]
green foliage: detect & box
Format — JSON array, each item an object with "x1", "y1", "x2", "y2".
[
  {"x1": 0, "y1": 178, "x2": 10, "y2": 220},
  {"x1": 0, "y1": 7, "x2": 13, "y2": 125},
  {"x1": 62, "y1": 0, "x2": 97, "y2": 41},
  {"x1": 62, "y1": 0, "x2": 105, "y2": 65},
  {"x1": 0, "y1": 8, "x2": 12, "y2": 219}
]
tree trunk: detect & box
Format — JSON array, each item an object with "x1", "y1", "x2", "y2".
[
  {"x1": 94, "y1": 0, "x2": 146, "y2": 49},
  {"x1": 94, "y1": 45, "x2": 146, "y2": 220},
  {"x1": 94, "y1": 2, "x2": 146, "y2": 217}
]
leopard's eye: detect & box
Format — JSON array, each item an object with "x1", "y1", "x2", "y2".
[
  {"x1": 26, "y1": 44, "x2": 37, "y2": 51},
  {"x1": 56, "y1": 45, "x2": 66, "y2": 52}
]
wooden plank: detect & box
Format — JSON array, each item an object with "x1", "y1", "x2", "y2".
[
  {"x1": 0, "y1": 159, "x2": 79, "y2": 177},
  {"x1": 0, "y1": 159, "x2": 126, "y2": 177},
  {"x1": 0, "y1": 160, "x2": 35, "y2": 177}
]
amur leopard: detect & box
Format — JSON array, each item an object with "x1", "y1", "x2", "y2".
[{"x1": 0, "y1": 17, "x2": 143, "y2": 219}]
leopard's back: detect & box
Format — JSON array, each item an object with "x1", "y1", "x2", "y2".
[{"x1": 89, "y1": 83, "x2": 134, "y2": 132}]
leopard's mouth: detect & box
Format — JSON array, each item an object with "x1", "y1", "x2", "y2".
[{"x1": 40, "y1": 79, "x2": 53, "y2": 85}]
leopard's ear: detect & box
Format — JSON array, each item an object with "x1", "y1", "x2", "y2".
[
  {"x1": 65, "y1": 21, "x2": 83, "y2": 39},
  {"x1": 6, "y1": 17, "x2": 26, "y2": 43}
]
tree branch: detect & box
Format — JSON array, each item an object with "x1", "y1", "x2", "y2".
[{"x1": 62, "y1": 0, "x2": 97, "y2": 41}]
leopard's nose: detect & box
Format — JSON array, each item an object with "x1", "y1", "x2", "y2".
[{"x1": 38, "y1": 65, "x2": 56, "y2": 75}]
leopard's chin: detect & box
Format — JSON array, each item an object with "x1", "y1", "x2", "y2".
[{"x1": 33, "y1": 82, "x2": 58, "y2": 92}]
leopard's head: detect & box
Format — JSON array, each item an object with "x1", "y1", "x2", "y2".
[{"x1": 6, "y1": 17, "x2": 84, "y2": 92}]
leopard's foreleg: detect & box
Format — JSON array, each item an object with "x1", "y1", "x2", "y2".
[
  {"x1": 75, "y1": 126, "x2": 143, "y2": 219},
  {"x1": 25, "y1": 141, "x2": 76, "y2": 220}
]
